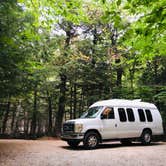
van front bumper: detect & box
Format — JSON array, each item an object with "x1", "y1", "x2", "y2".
[{"x1": 61, "y1": 133, "x2": 84, "y2": 141}]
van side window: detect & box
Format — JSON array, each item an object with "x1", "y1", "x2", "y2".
[
  {"x1": 138, "y1": 109, "x2": 146, "y2": 122},
  {"x1": 118, "y1": 108, "x2": 127, "y2": 122},
  {"x1": 145, "y1": 109, "x2": 153, "y2": 122},
  {"x1": 102, "y1": 107, "x2": 114, "y2": 119},
  {"x1": 126, "y1": 108, "x2": 135, "y2": 122}
]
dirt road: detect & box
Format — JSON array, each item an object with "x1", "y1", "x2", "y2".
[{"x1": 0, "y1": 139, "x2": 166, "y2": 166}]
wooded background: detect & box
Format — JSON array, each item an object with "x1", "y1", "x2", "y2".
[{"x1": 0, "y1": 0, "x2": 165, "y2": 138}]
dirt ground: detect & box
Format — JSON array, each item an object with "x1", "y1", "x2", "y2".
[{"x1": 0, "y1": 139, "x2": 166, "y2": 166}]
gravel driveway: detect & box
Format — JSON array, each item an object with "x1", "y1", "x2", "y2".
[{"x1": 0, "y1": 139, "x2": 166, "y2": 166}]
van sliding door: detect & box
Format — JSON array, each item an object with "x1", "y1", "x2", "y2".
[{"x1": 116, "y1": 107, "x2": 137, "y2": 138}]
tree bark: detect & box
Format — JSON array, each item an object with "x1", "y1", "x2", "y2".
[
  {"x1": 70, "y1": 86, "x2": 73, "y2": 119},
  {"x1": 24, "y1": 110, "x2": 28, "y2": 137},
  {"x1": 55, "y1": 74, "x2": 67, "y2": 137},
  {"x1": 47, "y1": 92, "x2": 52, "y2": 135},
  {"x1": 129, "y1": 56, "x2": 137, "y2": 96},
  {"x1": 2, "y1": 101, "x2": 10, "y2": 134},
  {"x1": 80, "y1": 88, "x2": 85, "y2": 116},
  {"x1": 55, "y1": 21, "x2": 76, "y2": 136},
  {"x1": 30, "y1": 84, "x2": 37, "y2": 138},
  {"x1": 11, "y1": 103, "x2": 17, "y2": 135},
  {"x1": 12, "y1": 103, "x2": 20, "y2": 137},
  {"x1": 73, "y1": 83, "x2": 77, "y2": 119},
  {"x1": 116, "y1": 67, "x2": 123, "y2": 87},
  {"x1": 153, "y1": 56, "x2": 159, "y2": 85}
]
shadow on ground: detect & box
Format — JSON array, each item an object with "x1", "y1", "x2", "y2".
[{"x1": 61, "y1": 142, "x2": 164, "y2": 151}]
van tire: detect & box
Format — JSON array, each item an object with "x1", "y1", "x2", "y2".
[
  {"x1": 141, "y1": 130, "x2": 152, "y2": 145},
  {"x1": 67, "y1": 140, "x2": 80, "y2": 148},
  {"x1": 83, "y1": 131, "x2": 99, "y2": 149},
  {"x1": 120, "y1": 139, "x2": 132, "y2": 145}
]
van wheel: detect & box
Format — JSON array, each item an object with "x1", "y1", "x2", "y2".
[
  {"x1": 67, "y1": 140, "x2": 80, "y2": 148},
  {"x1": 83, "y1": 132, "x2": 99, "y2": 149},
  {"x1": 120, "y1": 139, "x2": 132, "y2": 145},
  {"x1": 141, "y1": 130, "x2": 152, "y2": 145}
]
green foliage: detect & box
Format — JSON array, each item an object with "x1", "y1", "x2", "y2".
[
  {"x1": 0, "y1": 0, "x2": 165, "y2": 137},
  {"x1": 123, "y1": 0, "x2": 166, "y2": 59}
]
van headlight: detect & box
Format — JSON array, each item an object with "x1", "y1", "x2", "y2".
[{"x1": 75, "y1": 123, "x2": 83, "y2": 133}]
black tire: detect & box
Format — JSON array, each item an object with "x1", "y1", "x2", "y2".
[
  {"x1": 120, "y1": 139, "x2": 132, "y2": 146},
  {"x1": 67, "y1": 140, "x2": 80, "y2": 148},
  {"x1": 141, "y1": 130, "x2": 152, "y2": 145},
  {"x1": 83, "y1": 131, "x2": 99, "y2": 150}
]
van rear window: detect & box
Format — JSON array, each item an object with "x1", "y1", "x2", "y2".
[
  {"x1": 118, "y1": 108, "x2": 127, "y2": 122},
  {"x1": 126, "y1": 108, "x2": 135, "y2": 122},
  {"x1": 145, "y1": 109, "x2": 153, "y2": 122},
  {"x1": 138, "y1": 109, "x2": 146, "y2": 122}
]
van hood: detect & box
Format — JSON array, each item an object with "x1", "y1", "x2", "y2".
[{"x1": 65, "y1": 118, "x2": 97, "y2": 124}]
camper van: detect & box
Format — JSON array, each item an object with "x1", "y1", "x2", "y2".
[{"x1": 61, "y1": 99, "x2": 163, "y2": 149}]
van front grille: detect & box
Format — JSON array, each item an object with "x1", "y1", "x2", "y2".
[{"x1": 63, "y1": 122, "x2": 74, "y2": 133}]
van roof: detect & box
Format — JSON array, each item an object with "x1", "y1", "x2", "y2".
[{"x1": 90, "y1": 99, "x2": 157, "y2": 109}]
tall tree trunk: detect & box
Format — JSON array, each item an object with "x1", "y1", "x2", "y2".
[
  {"x1": 116, "y1": 67, "x2": 123, "y2": 87},
  {"x1": 24, "y1": 110, "x2": 28, "y2": 137},
  {"x1": 70, "y1": 86, "x2": 73, "y2": 119},
  {"x1": 78, "y1": 92, "x2": 83, "y2": 117},
  {"x1": 129, "y1": 69, "x2": 134, "y2": 93},
  {"x1": 55, "y1": 21, "x2": 75, "y2": 137},
  {"x1": 153, "y1": 56, "x2": 159, "y2": 85},
  {"x1": 31, "y1": 84, "x2": 37, "y2": 138},
  {"x1": 73, "y1": 83, "x2": 77, "y2": 119},
  {"x1": 11, "y1": 104, "x2": 17, "y2": 135},
  {"x1": 55, "y1": 74, "x2": 67, "y2": 137},
  {"x1": 2, "y1": 100, "x2": 10, "y2": 134},
  {"x1": 0, "y1": 104, "x2": 3, "y2": 133},
  {"x1": 47, "y1": 92, "x2": 52, "y2": 135},
  {"x1": 12, "y1": 103, "x2": 21, "y2": 137},
  {"x1": 129, "y1": 56, "x2": 137, "y2": 97},
  {"x1": 80, "y1": 89, "x2": 85, "y2": 116},
  {"x1": 37, "y1": 118, "x2": 42, "y2": 136},
  {"x1": 108, "y1": 26, "x2": 121, "y2": 93}
]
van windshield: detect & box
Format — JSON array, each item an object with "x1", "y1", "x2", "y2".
[{"x1": 80, "y1": 106, "x2": 103, "y2": 119}]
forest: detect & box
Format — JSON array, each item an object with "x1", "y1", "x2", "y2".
[{"x1": 0, "y1": 0, "x2": 166, "y2": 138}]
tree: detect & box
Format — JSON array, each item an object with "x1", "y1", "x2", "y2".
[{"x1": 0, "y1": 0, "x2": 165, "y2": 138}]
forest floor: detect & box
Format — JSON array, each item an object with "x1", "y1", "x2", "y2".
[{"x1": 0, "y1": 139, "x2": 166, "y2": 166}]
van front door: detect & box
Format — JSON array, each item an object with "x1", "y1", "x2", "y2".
[{"x1": 100, "y1": 107, "x2": 117, "y2": 139}]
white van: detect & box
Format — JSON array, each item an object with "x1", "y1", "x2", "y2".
[{"x1": 61, "y1": 99, "x2": 163, "y2": 149}]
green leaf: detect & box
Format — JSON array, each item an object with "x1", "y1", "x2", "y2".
[{"x1": 117, "y1": 0, "x2": 122, "y2": 6}]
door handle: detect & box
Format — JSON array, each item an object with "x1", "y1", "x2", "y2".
[{"x1": 115, "y1": 124, "x2": 117, "y2": 127}]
